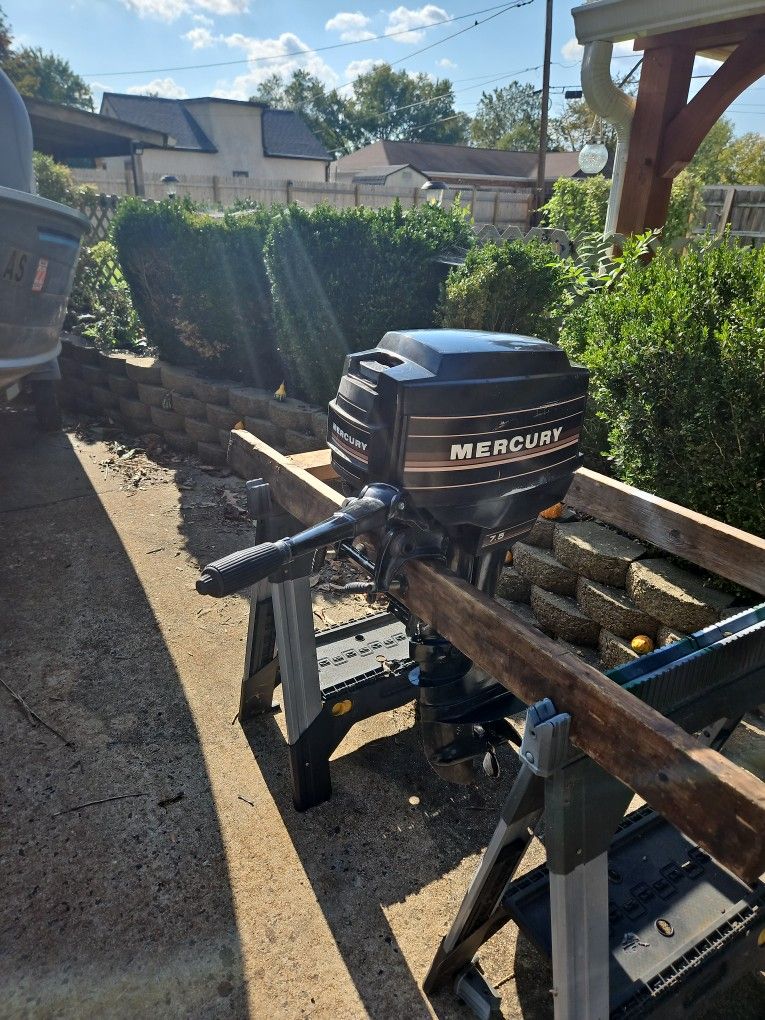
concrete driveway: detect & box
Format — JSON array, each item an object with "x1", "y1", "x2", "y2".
[{"x1": 1, "y1": 405, "x2": 763, "y2": 1019}]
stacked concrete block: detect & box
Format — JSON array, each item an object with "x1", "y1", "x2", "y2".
[
  {"x1": 494, "y1": 510, "x2": 739, "y2": 673},
  {"x1": 57, "y1": 335, "x2": 325, "y2": 464}
]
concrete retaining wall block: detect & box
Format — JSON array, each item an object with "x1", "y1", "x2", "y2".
[
  {"x1": 310, "y1": 411, "x2": 328, "y2": 441},
  {"x1": 98, "y1": 351, "x2": 128, "y2": 376},
  {"x1": 150, "y1": 406, "x2": 183, "y2": 432},
  {"x1": 197, "y1": 441, "x2": 227, "y2": 466},
  {"x1": 513, "y1": 542, "x2": 577, "y2": 595},
  {"x1": 164, "y1": 430, "x2": 198, "y2": 455},
  {"x1": 191, "y1": 378, "x2": 230, "y2": 404},
  {"x1": 91, "y1": 385, "x2": 119, "y2": 410},
  {"x1": 229, "y1": 386, "x2": 271, "y2": 418},
  {"x1": 107, "y1": 375, "x2": 138, "y2": 398},
  {"x1": 553, "y1": 521, "x2": 646, "y2": 588},
  {"x1": 171, "y1": 393, "x2": 206, "y2": 419},
  {"x1": 137, "y1": 383, "x2": 168, "y2": 408},
  {"x1": 160, "y1": 364, "x2": 197, "y2": 395},
  {"x1": 80, "y1": 365, "x2": 108, "y2": 389},
  {"x1": 125, "y1": 356, "x2": 163, "y2": 385},
  {"x1": 206, "y1": 403, "x2": 241, "y2": 430},
  {"x1": 599, "y1": 630, "x2": 639, "y2": 670},
  {"x1": 530, "y1": 586, "x2": 600, "y2": 645},
  {"x1": 284, "y1": 430, "x2": 319, "y2": 454},
  {"x1": 119, "y1": 397, "x2": 152, "y2": 424},
  {"x1": 184, "y1": 417, "x2": 219, "y2": 444},
  {"x1": 627, "y1": 559, "x2": 734, "y2": 632},
  {"x1": 269, "y1": 398, "x2": 314, "y2": 432},
  {"x1": 576, "y1": 576, "x2": 658, "y2": 640},
  {"x1": 495, "y1": 565, "x2": 532, "y2": 603},
  {"x1": 243, "y1": 418, "x2": 283, "y2": 449}
]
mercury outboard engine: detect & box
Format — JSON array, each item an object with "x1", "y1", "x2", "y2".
[{"x1": 198, "y1": 329, "x2": 588, "y2": 782}]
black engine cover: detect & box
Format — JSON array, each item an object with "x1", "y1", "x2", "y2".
[{"x1": 327, "y1": 329, "x2": 589, "y2": 552}]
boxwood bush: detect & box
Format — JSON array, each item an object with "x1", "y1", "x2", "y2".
[
  {"x1": 264, "y1": 201, "x2": 473, "y2": 407},
  {"x1": 438, "y1": 239, "x2": 569, "y2": 341},
  {"x1": 559, "y1": 239, "x2": 765, "y2": 535},
  {"x1": 112, "y1": 198, "x2": 280, "y2": 386}
]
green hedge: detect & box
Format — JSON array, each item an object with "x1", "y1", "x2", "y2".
[
  {"x1": 438, "y1": 239, "x2": 568, "y2": 341},
  {"x1": 264, "y1": 201, "x2": 473, "y2": 407},
  {"x1": 559, "y1": 239, "x2": 765, "y2": 536},
  {"x1": 65, "y1": 240, "x2": 143, "y2": 350},
  {"x1": 111, "y1": 199, "x2": 280, "y2": 386},
  {"x1": 540, "y1": 176, "x2": 611, "y2": 237}
]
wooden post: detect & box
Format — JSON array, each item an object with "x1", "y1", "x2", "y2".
[
  {"x1": 226, "y1": 429, "x2": 765, "y2": 885},
  {"x1": 354, "y1": 183, "x2": 360, "y2": 207},
  {"x1": 616, "y1": 45, "x2": 695, "y2": 235},
  {"x1": 212, "y1": 175, "x2": 221, "y2": 204},
  {"x1": 286, "y1": 180, "x2": 293, "y2": 205},
  {"x1": 492, "y1": 191, "x2": 500, "y2": 226}
]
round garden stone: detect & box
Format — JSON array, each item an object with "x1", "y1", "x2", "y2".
[
  {"x1": 530, "y1": 586, "x2": 600, "y2": 645},
  {"x1": 599, "y1": 630, "x2": 639, "y2": 671},
  {"x1": 575, "y1": 576, "x2": 658, "y2": 639},
  {"x1": 553, "y1": 521, "x2": 646, "y2": 587},
  {"x1": 495, "y1": 565, "x2": 531, "y2": 603},
  {"x1": 626, "y1": 558, "x2": 735, "y2": 632},
  {"x1": 513, "y1": 542, "x2": 577, "y2": 595}
]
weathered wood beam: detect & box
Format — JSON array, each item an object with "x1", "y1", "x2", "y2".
[
  {"x1": 253, "y1": 447, "x2": 765, "y2": 595},
  {"x1": 635, "y1": 14, "x2": 765, "y2": 53},
  {"x1": 658, "y1": 33, "x2": 765, "y2": 176},
  {"x1": 566, "y1": 468, "x2": 765, "y2": 596},
  {"x1": 616, "y1": 45, "x2": 696, "y2": 235},
  {"x1": 227, "y1": 429, "x2": 765, "y2": 885}
]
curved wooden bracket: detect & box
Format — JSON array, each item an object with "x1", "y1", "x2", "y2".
[{"x1": 658, "y1": 33, "x2": 765, "y2": 177}]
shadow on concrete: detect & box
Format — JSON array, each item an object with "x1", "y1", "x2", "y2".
[{"x1": 0, "y1": 407, "x2": 245, "y2": 1018}]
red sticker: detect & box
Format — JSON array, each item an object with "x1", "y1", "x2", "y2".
[{"x1": 31, "y1": 258, "x2": 48, "y2": 292}]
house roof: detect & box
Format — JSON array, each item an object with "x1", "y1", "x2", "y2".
[
  {"x1": 261, "y1": 109, "x2": 330, "y2": 161},
  {"x1": 99, "y1": 93, "x2": 330, "y2": 161},
  {"x1": 334, "y1": 141, "x2": 582, "y2": 182},
  {"x1": 101, "y1": 93, "x2": 217, "y2": 152},
  {"x1": 24, "y1": 97, "x2": 172, "y2": 160}
]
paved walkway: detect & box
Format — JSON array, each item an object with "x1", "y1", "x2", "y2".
[{"x1": 1, "y1": 407, "x2": 762, "y2": 1019}]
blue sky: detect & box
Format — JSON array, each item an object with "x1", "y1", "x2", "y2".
[{"x1": 6, "y1": 1, "x2": 765, "y2": 137}]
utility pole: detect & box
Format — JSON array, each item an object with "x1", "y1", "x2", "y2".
[{"x1": 535, "y1": 0, "x2": 554, "y2": 214}]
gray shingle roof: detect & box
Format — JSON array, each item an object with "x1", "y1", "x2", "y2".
[
  {"x1": 99, "y1": 94, "x2": 330, "y2": 161},
  {"x1": 101, "y1": 94, "x2": 217, "y2": 152},
  {"x1": 335, "y1": 140, "x2": 584, "y2": 181},
  {"x1": 261, "y1": 109, "x2": 330, "y2": 161}
]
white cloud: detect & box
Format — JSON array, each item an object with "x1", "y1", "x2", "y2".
[
  {"x1": 561, "y1": 37, "x2": 583, "y2": 62},
  {"x1": 122, "y1": 0, "x2": 247, "y2": 22},
  {"x1": 325, "y1": 11, "x2": 375, "y2": 42},
  {"x1": 192, "y1": 12, "x2": 214, "y2": 23},
  {"x1": 344, "y1": 58, "x2": 384, "y2": 80},
  {"x1": 126, "y1": 76, "x2": 189, "y2": 98},
  {"x1": 184, "y1": 26, "x2": 216, "y2": 48},
  {"x1": 213, "y1": 31, "x2": 339, "y2": 99},
  {"x1": 437, "y1": 57, "x2": 456, "y2": 69},
  {"x1": 386, "y1": 5, "x2": 448, "y2": 44}
]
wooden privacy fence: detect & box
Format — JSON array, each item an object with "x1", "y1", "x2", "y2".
[
  {"x1": 71, "y1": 169, "x2": 533, "y2": 230},
  {"x1": 700, "y1": 185, "x2": 765, "y2": 246}
]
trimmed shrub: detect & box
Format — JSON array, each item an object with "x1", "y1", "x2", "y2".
[
  {"x1": 112, "y1": 199, "x2": 280, "y2": 387},
  {"x1": 65, "y1": 240, "x2": 143, "y2": 350},
  {"x1": 264, "y1": 201, "x2": 473, "y2": 407},
  {"x1": 438, "y1": 239, "x2": 569, "y2": 341},
  {"x1": 540, "y1": 176, "x2": 611, "y2": 237},
  {"x1": 559, "y1": 240, "x2": 765, "y2": 536},
  {"x1": 33, "y1": 151, "x2": 96, "y2": 206}
]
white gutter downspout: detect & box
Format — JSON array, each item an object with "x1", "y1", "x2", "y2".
[{"x1": 580, "y1": 37, "x2": 636, "y2": 235}]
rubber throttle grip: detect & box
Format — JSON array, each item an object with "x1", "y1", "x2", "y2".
[{"x1": 196, "y1": 541, "x2": 289, "y2": 597}]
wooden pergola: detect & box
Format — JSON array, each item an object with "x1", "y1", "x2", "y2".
[{"x1": 573, "y1": 1, "x2": 765, "y2": 234}]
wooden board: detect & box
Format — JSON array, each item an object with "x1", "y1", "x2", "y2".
[
  {"x1": 566, "y1": 468, "x2": 765, "y2": 596},
  {"x1": 242, "y1": 445, "x2": 765, "y2": 595},
  {"x1": 227, "y1": 430, "x2": 765, "y2": 885}
]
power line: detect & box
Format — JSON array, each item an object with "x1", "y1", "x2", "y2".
[{"x1": 86, "y1": 0, "x2": 535, "y2": 79}]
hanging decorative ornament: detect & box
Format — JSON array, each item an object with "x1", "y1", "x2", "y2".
[{"x1": 578, "y1": 141, "x2": 609, "y2": 175}]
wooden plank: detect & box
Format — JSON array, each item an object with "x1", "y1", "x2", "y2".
[
  {"x1": 227, "y1": 430, "x2": 765, "y2": 884},
  {"x1": 249, "y1": 447, "x2": 765, "y2": 594},
  {"x1": 635, "y1": 14, "x2": 765, "y2": 53},
  {"x1": 566, "y1": 468, "x2": 765, "y2": 596},
  {"x1": 289, "y1": 449, "x2": 338, "y2": 482}
]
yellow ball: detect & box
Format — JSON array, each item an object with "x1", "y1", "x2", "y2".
[{"x1": 631, "y1": 634, "x2": 655, "y2": 655}]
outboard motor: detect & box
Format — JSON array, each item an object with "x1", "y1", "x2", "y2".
[{"x1": 198, "y1": 329, "x2": 589, "y2": 782}]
